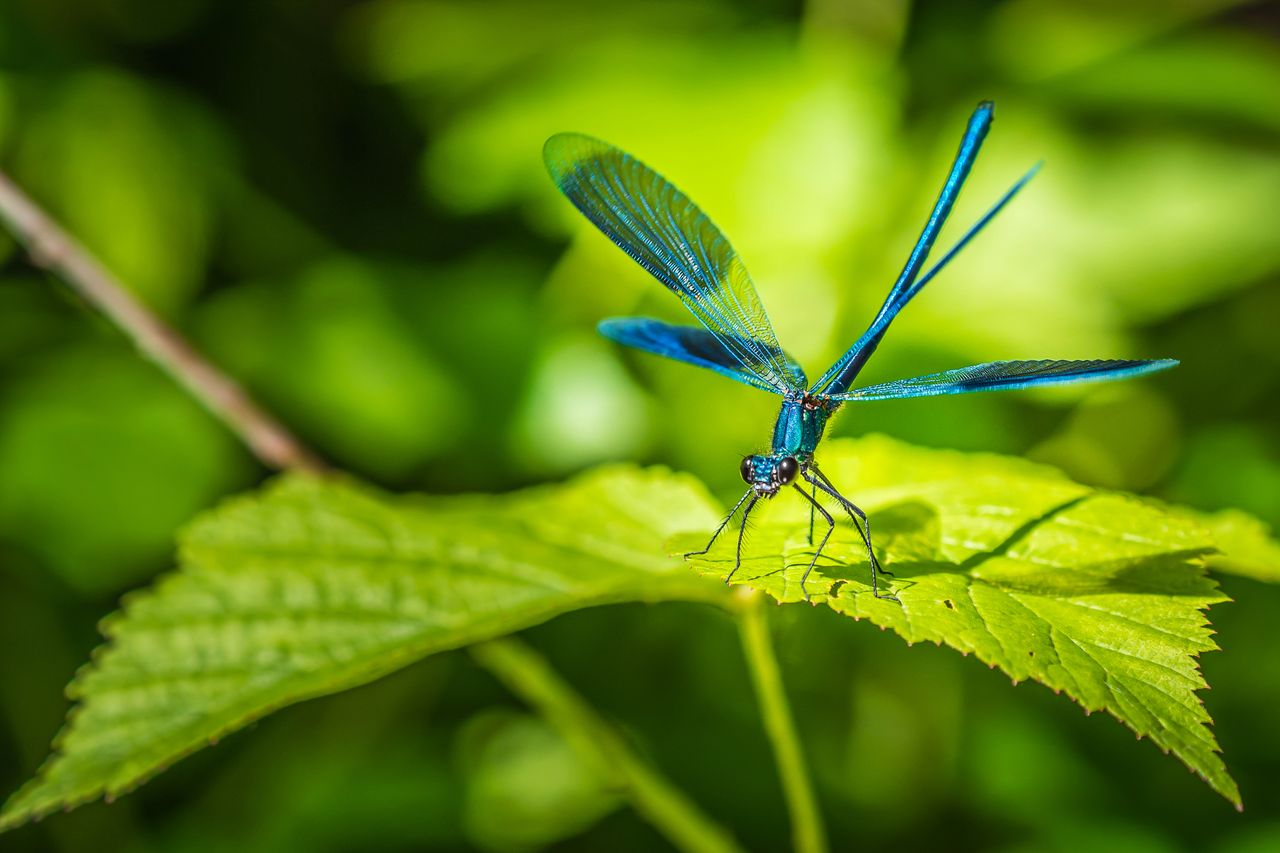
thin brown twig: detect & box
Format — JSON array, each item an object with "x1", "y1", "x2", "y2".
[{"x1": 0, "y1": 169, "x2": 324, "y2": 473}]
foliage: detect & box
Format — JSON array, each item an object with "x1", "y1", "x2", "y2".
[
  {"x1": 6, "y1": 437, "x2": 1274, "y2": 832},
  {"x1": 1, "y1": 1, "x2": 1279, "y2": 850},
  {"x1": 1192, "y1": 509, "x2": 1280, "y2": 584},
  {"x1": 0, "y1": 466, "x2": 724, "y2": 831},
  {"x1": 683, "y1": 436, "x2": 1239, "y2": 803}
]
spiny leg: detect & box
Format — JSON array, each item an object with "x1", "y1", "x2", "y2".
[
  {"x1": 806, "y1": 465, "x2": 898, "y2": 601},
  {"x1": 724, "y1": 494, "x2": 761, "y2": 585},
  {"x1": 807, "y1": 479, "x2": 816, "y2": 546},
  {"x1": 807, "y1": 464, "x2": 875, "y2": 559},
  {"x1": 792, "y1": 483, "x2": 835, "y2": 601},
  {"x1": 804, "y1": 468, "x2": 872, "y2": 557},
  {"x1": 683, "y1": 487, "x2": 754, "y2": 558}
]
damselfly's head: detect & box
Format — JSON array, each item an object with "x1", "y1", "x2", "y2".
[{"x1": 740, "y1": 454, "x2": 800, "y2": 497}]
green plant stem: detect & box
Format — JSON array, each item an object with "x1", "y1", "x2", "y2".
[
  {"x1": 471, "y1": 637, "x2": 744, "y2": 853},
  {"x1": 735, "y1": 590, "x2": 829, "y2": 853}
]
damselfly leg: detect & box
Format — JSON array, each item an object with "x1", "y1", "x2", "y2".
[
  {"x1": 805, "y1": 463, "x2": 898, "y2": 601},
  {"x1": 792, "y1": 483, "x2": 834, "y2": 601},
  {"x1": 807, "y1": 480, "x2": 816, "y2": 546},
  {"x1": 683, "y1": 488, "x2": 762, "y2": 586},
  {"x1": 683, "y1": 488, "x2": 753, "y2": 558},
  {"x1": 726, "y1": 495, "x2": 760, "y2": 584}
]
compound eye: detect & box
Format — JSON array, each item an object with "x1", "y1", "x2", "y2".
[
  {"x1": 740, "y1": 456, "x2": 755, "y2": 484},
  {"x1": 777, "y1": 457, "x2": 799, "y2": 485}
]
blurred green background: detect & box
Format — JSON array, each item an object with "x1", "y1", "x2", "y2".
[{"x1": 1, "y1": 0, "x2": 1279, "y2": 850}]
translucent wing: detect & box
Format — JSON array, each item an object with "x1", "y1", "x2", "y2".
[
  {"x1": 812, "y1": 102, "x2": 1038, "y2": 398},
  {"x1": 545, "y1": 133, "x2": 805, "y2": 394},
  {"x1": 829, "y1": 359, "x2": 1178, "y2": 402},
  {"x1": 600, "y1": 317, "x2": 805, "y2": 394}
]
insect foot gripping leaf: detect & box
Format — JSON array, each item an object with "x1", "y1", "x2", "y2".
[
  {"x1": 682, "y1": 435, "x2": 1244, "y2": 807},
  {"x1": 0, "y1": 467, "x2": 729, "y2": 832}
]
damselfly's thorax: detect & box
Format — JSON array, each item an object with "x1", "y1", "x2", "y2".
[
  {"x1": 771, "y1": 395, "x2": 833, "y2": 458},
  {"x1": 801, "y1": 394, "x2": 833, "y2": 412}
]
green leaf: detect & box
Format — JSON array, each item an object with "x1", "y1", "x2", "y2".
[
  {"x1": 681, "y1": 436, "x2": 1240, "y2": 806},
  {"x1": 1188, "y1": 507, "x2": 1280, "y2": 584},
  {"x1": 3, "y1": 436, "x2": 1258, "y2": 829},
  {"x1": 0, "y1": 468, "x2": 726, "y2": 831}
]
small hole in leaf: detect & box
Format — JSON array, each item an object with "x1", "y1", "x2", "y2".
[{"x1": 943, "y1": 599, "x2": 955, "y2": 609}]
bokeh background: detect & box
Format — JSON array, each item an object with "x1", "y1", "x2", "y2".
[{"x1": 1, "y1": 0, "x2": 1279, "y2": 850}]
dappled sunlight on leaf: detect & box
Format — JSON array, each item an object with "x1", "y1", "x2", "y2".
[
  {"x1": 1176, "y1": 508, "x2": 1280, "y2": 585},
  {"x1": 0, "y1": 466, "x2": 725, "y2": 831},
  {"x1": 3, "y1": 437, "x2": 1277, "y2": 829},
  {"x1": 683, "y1": 436, "x2": 1265, "y2": 806}
]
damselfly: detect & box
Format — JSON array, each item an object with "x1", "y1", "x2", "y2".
[{"x1": 543, "y1": 101, "x2": 1176, "y2": 601}]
